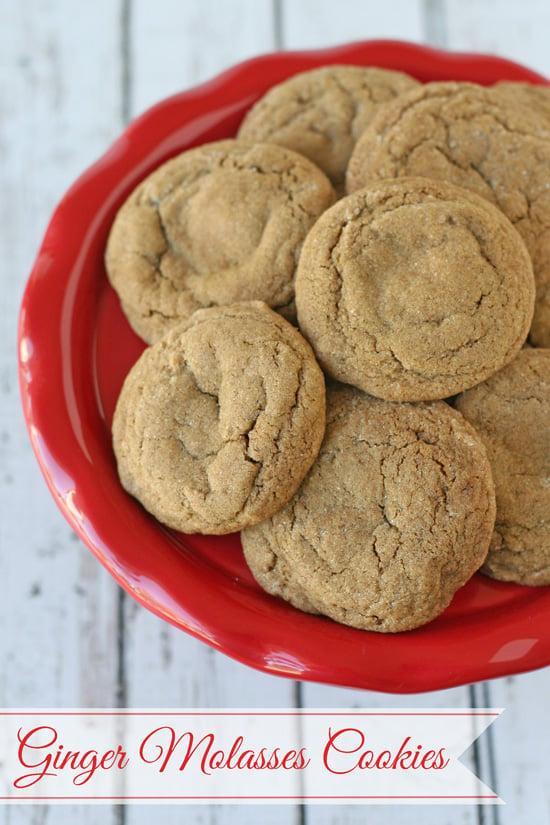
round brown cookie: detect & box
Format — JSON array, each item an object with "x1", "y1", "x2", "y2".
[
  {"x1": 455, "y1": 348, "x2": 550, "y2": 586},
  {"x1": 345, "y1": 81, "x2": 550, "y2": 346},
  {"x1": 241, "y1": 384, "x2": 496, "y2": 633},
  {"x1": 237, "y1": 65, "x2": 419, "y2": 193},
  {"x1": 105, "y1": 139, "x2": 336, "y2": 344},
  {"x1": 295, "y1": 177, "x2": 535, "y2": 402},
  {"x1": 112, "y1": 301, "x2": 326, "y2": 535}
]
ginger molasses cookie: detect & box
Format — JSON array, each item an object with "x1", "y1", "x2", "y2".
[
  {"x1": 295, "y1": 177, "x2": 535, "y2": 402},
  {"x1": 345, "y1": 81, "x2": 550, "y2": 346},
  {"x1": 237, "y1": 65, "x2": 419, "y2": 192},
  {"x1": 105, "y1": 139, "x2": 335, "y2": 343},
  {"x1": 455, "y1": 348, "x2": 550, "y2": 586},
  {"x1": 491, "y1": 81, "x2": 550, "y2": 127},
  {"x1": 242, "y1": 384, "x2": 496, "y2": 633},
  {"x1": 112, "y1": 302, "x2": 326, "y2": 535}
]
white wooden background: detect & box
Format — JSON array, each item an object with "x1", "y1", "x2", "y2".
[{"x1": 2, "y1": 1, "x2": 550, "y2": 823}]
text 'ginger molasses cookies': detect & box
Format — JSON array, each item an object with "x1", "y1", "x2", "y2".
[
  {"x1": 455, "y1": 348, "x2": 550, "y2": 586},
  {"x1": 237, "y1": 65, "x2": 419, "y2": 193},
  {"x1": 105, "y1": 139, "x2": 335, "y2": 343},
  {"x1": 295, "y1": 177, "x2": 534, "y2": 402},
  {"x1": 346, "y1": 81, "x2": 550, "y2": 346},
  {"x1": 112, "y1": 302, "x2": 326, "y2": 535},
  {"x1": 242, "y1": 384, "x2": 496, "y2": 633}
]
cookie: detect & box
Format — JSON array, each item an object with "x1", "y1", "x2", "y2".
[
  {"x1": 237, "y1": 65, "x2": 419, "y2": 192},
  {"x1": 345, "y1": 81, "x2": 550, "y2": 346},
  {"x1": 295, "y1": 177, "x2": 535, "y2": 401},
  {"x1": 242, "y1": 384, "x2": 496, "y2": 633},
  {"x1": 491, "y1": 81, "x2": 550, "y2": 126},
  {"x1": 112, "y1": 302, "x2": 326, "y2": 534},
  {"x1": 105, "y1": 139, "x2": 336, "y2": 343},
  {"x1": 455, "y1": 348, "x2": 550, "y2": 585}
]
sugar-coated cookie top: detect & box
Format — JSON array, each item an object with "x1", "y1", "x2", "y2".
[
  {"x1": 242, "y1": 383, "x2": 496, "y2": 633},
  {"x1": 238, "y1": 64, "x2": 419, "y2": 192},
  {"x1": 346, "y1": 81, "x2": 550, "y2": 346},
  {"x1": 112, "y1": 301, "x2": 326, "y2": 535}
]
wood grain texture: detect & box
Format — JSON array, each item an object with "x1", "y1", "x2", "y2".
[
  {"x1": 130, "y1": 0, "x2": 276, "y2": 115},
  {"x1": 484, "y1": 672, "x2": 550, "y2": 823},
  {"x1": 280, "y1": 0, "x2": 425, "y2": 47},
  {"x1": 0, "y1": 0, "x2": 124, "y2": 726},
  {"x1": 1, "y1": 4, "x2": 124, "y2": 824}
]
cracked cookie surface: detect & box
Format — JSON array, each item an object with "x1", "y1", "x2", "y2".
[
  {"x1": 455, "y1": 348, "x2": 550, "y2": 585},
  {"x1": 237, "y1": 65, "x2": 419, "y2": 193},
  {"x1": 112, "y1": 302, "x2": 326, "y2": 534},
  {"x1": 105, "y1": 139, "x2": 335, "y2": 343},
  {"x1": 345, "y1": 81, "x2": 550, "y2": 346},
  {"x1": 491, "y1": 81, "x2": 550, "y2": 127},
  {"x1": 295, "y1": 177, "x2": 535, "y2": 401},
  {"x1": 242, "y1": 383, "x2": 496, "y2": 633}
]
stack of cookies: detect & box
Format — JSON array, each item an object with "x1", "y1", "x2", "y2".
[{"x1": 107, "y1": 64, "x2": 550, "y2": 634}]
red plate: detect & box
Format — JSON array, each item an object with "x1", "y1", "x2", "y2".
[{"x1": 18, "y1": 40, "x2": 550, "y2": 693}]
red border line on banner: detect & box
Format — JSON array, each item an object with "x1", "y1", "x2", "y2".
[
  {"x1": 0, "y1": 796, "x2": 501, "y2": 801},
  {"x1": 2, "y1": 709, "x2": 501, "y2": 803},
  {"x1": 0, "y1": 712, "x2": 501, "y2": 716}
]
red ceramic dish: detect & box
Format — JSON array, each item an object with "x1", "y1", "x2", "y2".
[{"x1": 18, "y1": 40, "x2": 550, "y2": 694}]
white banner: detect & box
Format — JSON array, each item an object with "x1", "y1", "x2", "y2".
[{"x1": 0, "y1": 709, "x2": 503, "y2": 804}]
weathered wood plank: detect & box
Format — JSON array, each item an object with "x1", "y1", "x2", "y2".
[
  {"x1": 281, "y1": 0, "x2": 425, "y2": 49},
  {"x1": 1, "y1": 0, "x2": 125, "y2": 714},
  {"x1": 130, "y1": 0, "x2": 277, "y2": 115},
  {"x1": 444, "y1": 0, "x2": 550, "y2": 77},
  {"x1": 483, "y1": 671, "x2": 550, "y2": 824}
]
